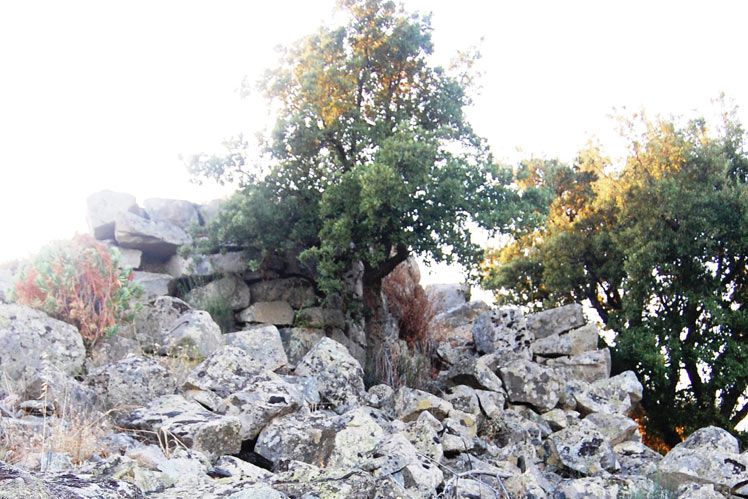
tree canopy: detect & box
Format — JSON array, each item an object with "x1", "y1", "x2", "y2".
[
  {"x1": 189, "y1": 0, "x2": 527, "y2": 296},
  {"x1": 483, "y1": 108, "x2": 748, "y2": 446}
]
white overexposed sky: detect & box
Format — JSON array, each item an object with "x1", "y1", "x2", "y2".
[{"x1": 2, "y1": 0, "x2": 747, "y2": 290}]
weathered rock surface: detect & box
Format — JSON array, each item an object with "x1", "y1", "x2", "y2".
[
  {"x1": 143, "y1": 198, "x2": 201, "y2": 230},
  {"x1": 86, "y1": 190, "x2": 140, "y2": 241},
  {"x1": 472, "y1": 307, "x2": 533, "y2": 356},
  {"x1": 248, "y1": 278, "x2": 318, "y2": 309},
  {"x1": 164, "y1": 252, "x2": 246, "y2": 279},
  {"x1": 294, "y1": 337, "x2": 365, "y2": 409},
  {"x1": 0, "y1": 460, "x2": 145, "y2": 498},
  {"x1": 542, "y1": 418, "x2": 619, "y2": 475},
  {"x1": 123, "y1": 394, "x2": 242, "y2": 460},
  {"x1": 393, "y1": 386, "x2": 453, "y2": 422},
  {"x1": 500, "y1": 358, "x2": 563, "y2": 412},
  {"x1": 0, "y1": 304, "x2": 85, "y2": 393},
  {"x1": 238, "y1": 301, "x2": 294, "y2": 326},
  {"x1": 295, "y1": 307, "x2": 345, "y2": 328},
  {"x1": 86, "y1": 355, "x2": 175, "y2": 410},
  {"x1": 574, "y1": 370, "x2": 643, "y2": 416},
  {"x1": 134, "y1": 296, "x2": 192, "y2": 351},
  {"x1": 539, "y1": 348, "x2": 612, "y2": 383},
  {"x1": 532, "y1": 322, "x2": 600, "y2": 356},
  {"x1": 525, "y1": 303, "x2": 586, "y2": 339},
  {"x1": 254, "y1": 408, "x2": 339, "y2": 466},
  {"x1": 424, "y1": 283, "x2": 469, "y2": 316},
  {"x1": 115, "y1": 212, "x2": 191, "y2": 259},
  {"x1": 131, "y1": 271, "x2": 173, "y2": 302},
  {"x1": 278, "y1": 327, "x2": 325, "y2": 365},
  {"x1": 185, "y1": 274, "x2": 250, "y2": 311},
  {"x1": 224, "y1": 325, "x2": 288, "y2": 371},
  {"x1": 159, "y1": 310, "x2": 224, "y2": 360}
]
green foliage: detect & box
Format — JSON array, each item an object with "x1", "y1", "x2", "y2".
[
  {"x1": 13, "y1": 235, "x2": 143, "y2": 349},
  {"x1": 483, "y1": 107, "x2": 748, "y2": 446},
  {"x1": 187, "y1": 0, "x2": 526, "y2": 300}
]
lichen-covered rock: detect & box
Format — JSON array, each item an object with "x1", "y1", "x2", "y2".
[
  {"x1": 472, "y1": 307, "x2": 533, "y2": 356},
  {"x1": 213, "y1": 455, "x2": 273, "y2": 481},
  {"x1": 255, "y1": 408, "x2": 339, "y2": 466},
  {"x1": 552, "y1": 477, "x2": 619, "y2": 498},
  {"x1": 114, "y1": 211, "x2": 191, "y2": 259},
  {"x1": 185, "y1": 274, "x2": 250, "y2": 311},
  {"x1": 0, "y1": 459, "x2": 146, "y2": 498},
  {"x1": 238, "y1": 301, "x2": 295, "y2": 326},
  {"x1": 393, "y1": 386, "x2": 454, "y2": 422},
  {"x1": 86, "y1": 355, "x2": 175, "y2": 410},
  {"x1": 404, "y1": 413, "x2": 444, "y2": 463},
  {"x1": 585, "y1": 412, "x2": 639, "y2": 446},
  {"x1": 294, "y1": 307, "x2": 345, "y2": 328},
  {"x1": 441, "y1": 410, "x2": 477, "y2": 453},
  {"x1": 525, "y1": 303, "x2": 585, "y2": 339},
  {"x1": 278, "y1": 327, "x2": 325, "y2": 365},
  {"x1": 134, "y1": 296, "x2": 192, "y2": 351},
  {"x1": 541, "y1": 419, "x2": 618, "y2": 475},
  {"x1": 224, "y1": 325, "x2": 288, "y2": 371},
  {"x1": 532, "y1": 322, "x2": 600, "y2": 357},
  {"x1": 294, "y1": 337, "x2": 365, "y2": 409},
  {"x1": 181, "y1": 346, "x2": 263, "y2": 403},
  {"x1": 222, "y1": 372, "x2": 303, "y2": 439},
  {"x1": 365, "y1": 384, "x2": 394, "y2": 411},
  {"x1": 614, "y1": 440, "x2": 662, "y2": 476},
  {"x1": 0, "y1": 304, "x2": 86, "y2": 394},
  {"x1": 328, "y1": 407, "x2": 385, "y2": 468},
  {"x1": 443, "y1": 385, "x2": 481, "y2": 416},
  {"x1": 88, "y1": 334, "x2": 142, "y2": 368},
  {"x1": 370, "y1": 433, "x2": 444, "y2": 497},
  {"x1": 248, "y1": 278, "x2": 318, "y2": 309},
  {"x1": 164, "y1": 251, "x2": 247, "y2": 279},
  {"x1": 159, "y1": 310, "x2": 224, "y2": 360},
  {"x1": 131, "y1": 271, "x2": 173, "y2": 301},
  {"x1": 271, "y1": 460, "x2": 374, "y2": 499},
  {"x1": 24, "y1": 364, "x2": 99, "y2": 415},
  {"x1": 86, "y1": 190, "x2": 139, "y2": 240},
  {"x1": 143, "y1": 198, "x2": 201, "y2": 230},
  {"x1": 499, "y1": 359, "x2": 562, "y2": 412},
  {"x1": 677, "y1": 482, "x2": 726, "y2": 498},
  {"x1": 658, "y1": 426, "x2": 748, "y2": 493},
  {"x1": 425, "y1": 283, "x2": 469, "y2": 316},
  {"x1": 123, "y1": 394, "x2": 242, "y2": 460},
  {"x1": 503, "y1": 470, "x2": 550, "y2": 499},
  {"x1": 441, "y1": 351, "x2": 504, "y2": 393},
  {"x1": 432, "y1": 300, "x2": 491, "y2": 339},
  {"x1": 574, "y1": 370, "x2": 643, "y2": 416},
  {"x1": 475, "y1": 389, "x2": 506, "y2": 419},
  {"x1": 539, "y1": 348, "x2": 612, "y2": 383}
]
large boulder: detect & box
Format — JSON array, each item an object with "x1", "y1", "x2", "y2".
[
  {"x1": 115, "y1": 212, "x2": 191, "y2": 259},
  {"x1": 86, "y1": 190, "x2": 140, "y2": 240},
  {"x1": 238, "y1": 301, "x2": 294, "y2": 326},
  {"x1": 123, "y1": 394, "x2": 242, "y2": 460},
  {"x1": 0, "y1": 460, "x2": 145, "y2": 498},
  {"x1": 472, "y1": 307, "x2": 534, "y2": 357},
  {"x1": 181, "y1": 346, "x2": 263, "y2": 402},
  {"x1": 185, "y1": 274, "x2": 250, "y2": 311},
  {"x1": 499, "y1": 359, "x2": 563, "y2": 412},
  {"x1": 538, "y1": 348, "x2": 612, "y2": 383},
  {"x1": 134, "y1": 296, "x2": 192, "y2": 352},
  {"x1": 531, "y1": 322, "x2": 600, "y2": 357},
  {"x1": 432, "y1": 300, "x2": 491, "y2": 340},
  {"x1": 254, "y1": 408, "x2": 340, "y2": 466},
  {"x1": 248, "y1": 278, "x2": 318, "y2": 309},
  {"x1": 143, "y1": 198, "x2": 201, "y2": 229},
  {"x1": 224, "y1": 325, "x2": 288, "y2": 372},
  {"x1": 525, "y1": 303, "x2": 586, "y2": 339},
  {"x1": 658, "y1": 426, "x2": 748, "y2": 494},
  {"x1": 0, "y1": 304, "x2": 85, "y2": 393},
  {"x1": 278, "y1": 327, "x2": 325, "y2": 365},
  {"x1": 294, "y1": 337, "x2": 365, "y2": 409},
  {"x1": 574, "y1": 370, "x2": 643, "y2": 416},
  {"x1": 542, "y1": 418, "x2": 619, "y2": 475},
  {"x1": 158, "y1": 310, "x2": 225, "y2": 360},
  {"x1": 86, "y1": 355, "x2": 176, "y2": 410},
  {"x1": 425, "y1": 283, "x2": 469, "y2": 316},
  {"x1": 131, "y1": 271, "x2": 173, "y2": 301}
]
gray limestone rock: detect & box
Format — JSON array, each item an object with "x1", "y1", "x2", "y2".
[
  {"x1": 614, "y1": 440, "x2": 662, "y2": 476},
  {"x1": 499, "y1": 359, "x2": 563, "y2": 412},
  {"x1": 475, "y1": 389, "x2": 506, "y2": 419},
  {"x1": 472, "y1": 307, "x2": 533, "y2": 356},
  {"x1": 393, "y1": 386, "x2": 454, "y2": 422},
  {"x1": 278, "y1": 327, "x2": 325, "y2": 365},
  {"x1": 328, "y1": 407, "x2": 385, "y2": 469},
  {"x1": 658, "y1": 426, "x2": 748, "y2": 493},
  {"x1": 248, "y1": 278, "x2": 318, "y2": 309},
  {"x1": 294, "y1": 307, "x2": 345, "y2": 328},
  {"x1": 159, "y1": 310, "x2": 224, "y2": 360},
  {"x1": 134, "y1": 296, "x2": 192, "y2": 351},
  {"x1": 123, "y1": 394, "x2": 242, "y2": 460},
  {"x1": 294, "y1": 337, "x2": 365, "y2": 409},
  {"x1": 424, "y1": 283, "x2": 470, "y2": 316},
  {"x1": 115, "y1": 212, "x2": 191, "y2": 259},
  {"x1": 131, "y1": 271, "x2": 173, "y2": 301},
  {"x1": 224, "y1": 325, "x2": 288, "y2": 371},
  {"x1": 542, "y1": 419, "x2": 618, "y2": 475},
  {"x1": 254, "y1": 408, "x2": 339, "y2": 466},
  {"x1": 238, "y1": 301, "x2": 294, "y2": 326},
  {"x1": 181, "y1": 346, "x2": 264, "y2": 400},
  {"x1": 164, "y1": 252, "x2": 247, "y2": 279},
  {"x1": 86, "y1": 190, "x2": 140, "y2": 241},
  {"x1": 143, "y1": 198, "x2": 201, "y2": 230},
  {"x1": 532, "y1": 322, "x2": 600, "y2": 357},
  {"x1": 443, "y1": 385, "x2": 481, "y2": 416},
  {"x1": 0, "y1": 460, "x2": 145, "y2": 498},
  {"x1": 222, "y1": 372, "x2": 303, "y2": 439},
  {"x1": 552, "y1": 477, "x2": 619, "y2": 498},
  {"x1": 86, "y1": 355, "x2": 175, "y2": 410},
  {"x1": 584, "y1": 412, "x2": 640, "y2": 446},
  {"x1": 432, "y1": 300, "x2": 491, "y2": 340},
  {"x1": 370, "y1": 432, "x2": 444, "y2": 497},
  {"x1": 185, "y1": 274, "x2": 250, "y2": 311},
  {"x1": 0, "y1": 304, "x2": 86, "y2": 394},
  {"x1": 25, "y1": 365, "x2": 99, "y2": 415},
  {"x1": 525, "y1": 303, "x2": 586, "y2": 339},
  {"x1": 574, "y1": 370, "x2": 643, "y2": 416},
  {"x1": 539, "y1": 348, "x2": 612, "y2": 383}
]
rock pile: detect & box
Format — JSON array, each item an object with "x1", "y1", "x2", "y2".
[{"x1": 1, "y1": 191, "x2": 748, "y2": 497}]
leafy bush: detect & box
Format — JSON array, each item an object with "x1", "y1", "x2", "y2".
[{"x1": 13, "y1": 235, "x2": 142, "y2": 348}]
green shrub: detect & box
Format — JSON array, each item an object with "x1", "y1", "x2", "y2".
[{"x1": 13, "y1": 235, "x2": 143, "y2": 349}]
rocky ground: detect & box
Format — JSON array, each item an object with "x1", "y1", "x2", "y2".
[{"x1": 1, "y1": 191, "x2": 748, "y2": 498}]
